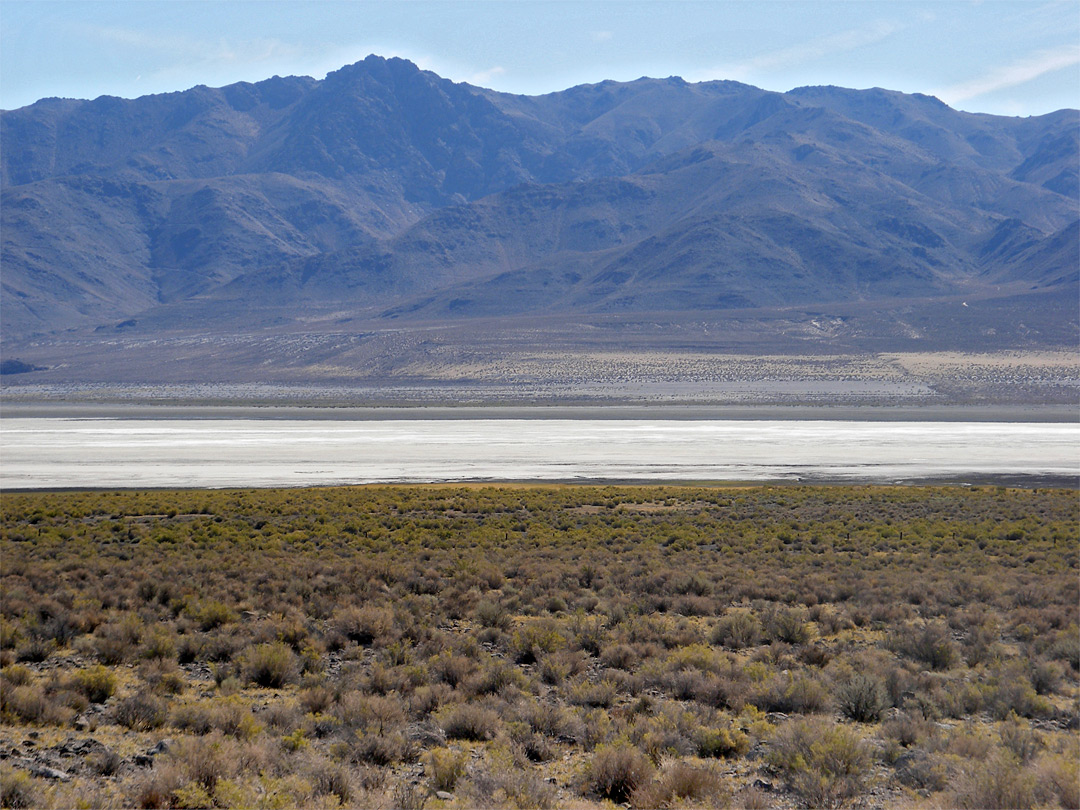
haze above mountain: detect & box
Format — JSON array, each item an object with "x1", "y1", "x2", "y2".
[{"x1": 1, "y1": 55, "x2": 1077, "y2": 386}]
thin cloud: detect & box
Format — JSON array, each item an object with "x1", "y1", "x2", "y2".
[
  {"x1": 933, "y1": 44, "x2": 1080, "y2": 103},
  {"x1": 708, "y1": 19, "x2": 903, "y2": 82},
  {"x1": 468, "y1": 66, "x2": 507, "y2": 86},
  {"x1": 74, "y1": 23, "x2": 302, "y2": 67},
  {"x1": 592, "y1": 31, "x2": 614, "y2": 43}
]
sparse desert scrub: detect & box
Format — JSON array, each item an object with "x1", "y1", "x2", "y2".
[{"x1": 0, "y1": 483, "x2": 1075, "y2": 808}]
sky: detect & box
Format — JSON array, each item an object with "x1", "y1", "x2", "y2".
[{"x1": 2, "y1": 1, "x2": 1078, "y2": 117}]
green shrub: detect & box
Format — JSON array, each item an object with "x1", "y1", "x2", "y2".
[
  {"x1": 71, "y1": 665, "x2": 117, "y2": 704},
  {"x1": 240, "y1": 641, "x2": 297, "y2": 688},
  {"x1": 697, "y1": 725, "x2": 750, "y2": 759},
  {"x1": 194, "y1": 600, "x2": 237, "y2": 631},
  {"x1": 767, "y1": 717, "x2": 873, "y2": 809},
  {"x1": 141, "y1": 626, "x2": 177, "y2": 661},
  {"x1": 511, "y1": 622, "x2": 566, "y2": 665},
  {"x1": 427, "y1": 747, "x2": 467, "y2": 791},
  {"x1": 171, "y1": 695, "x2": 261, "y2": 739},
  {"x1": 0, "y1": 770, "x2": 38, "y2": 809},
  {"x1": 0, "y1": 664, "x2": 33, "y2": 687}
]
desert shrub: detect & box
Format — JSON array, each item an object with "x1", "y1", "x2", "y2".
[
  {"x1": 2, "y1": 683, "x2": 66, "y2": 725},
  {"x1": 516, "y1": 699, "x2": 583, "y2": 742},
  {"x1": 240, "y1": 641, "x2": 298, "y2": 688},
  {"x1": 509, "y1": 721, "x2": 556, "y2": 762},
  {"x1": 537, "y1": 650, "x2": 586, "y2": 685},
  {"x1": 0, "y1": 770, "x2": 38, "y2": 809},
  {"x1": 880, "y1": 711, "x2": 932, "y2": 748},
  {"x1": 891, "y1": 622, "x2": 958, "y2": 670},
  {"x1": 712, "y1": 610, "x2": 762, "y2": 649},
  {"x1": 88, "y1": 746, "x2": 123, "y2": 777},
  {"x1": 1030, "y1": 658, "x2": 1062, "y2": 695},
  {"x1": 16, "y1": 637, "x2": 56, "y2": 663},
  {"x1": 409, "y1": 683, "x2": 453, "y2": 718},
  {"x1": 441, "y1": 703, "x2": 500, "y2": 741},
  {"x1": 391, "y1": 780, "x2": 427, "y2": 810},
  {"x1": 767, "y1": 717, "x2": 873, "y2": 809},
  {"x1": 475, "y1": 600, "x2": 512, "y2": 630},
  {"x1": 581, "y1": 742, "x2": 655, "y2": 804},
  {"x1": 632, "y1": 759, "x2": 727, "y2": 809},
  {"x1": 893, "y1": 749, "x2": 950, "y2": 793},
  {"x1": 334, "y1": 692, "x2": 406, "y2": 733},
  {"x1": 693, "y1": 672, "x2": 751, "y2": 711},
  {"x1": 948, "y1": 750, "x2": 1039, "y2": 810},
  {"x1": 755, "y1": 674, "x2": 830, "y2": 714},
  {"x1": 1048, "y1": 628, "x2": 1080, "y2": 671},
  {"x1": 171, "y1": 695, "x2": 260, "y2": 739},
  {"x1": 297, "y1": 684, "x2": 334, "y2": 715},
  {"x1": 600, "y1": 643, "x2": 639, "y2": 670},
  {"x1": 139, "y1": 659, "x2": 186, "y2": 695},
  {"x1": 510, "y1": 621, "x2": 566, "y2": 664},
  {"x1": 469, "y1": 659, "x2": 528, "y2": 696},
  {"x1": 697, "y1": 725, "x2": 750, "y2": 759},
  {"x1": 430, "y1": 651, "x2": 476, "y2": 688},
  {"x1": 427, "y1": 747, "x2": 467, "y2": 791},
  {"x1": 193, "y1": 600, "x2": 237, "y2": 631},
  {"x1": 115, "y1": 690, "x2": 168, "y2": 731},
  {"x1": 466, "y1": 762, "x2": 558, "y2": 810},
  {"x1": 0, "y1": 664, "x2": 33, "y2": 687},
  {"x1": 947, "y1": 725, "x2": 996, "y2": 760},
  {"x1": 176, "y1": 634, "x2": 204, "y2": 665},
  {"x1": 169, "y1": 735, "x2": 236, "y2": 795},
  {"x1": 764, "y1": 606, "x2": 812, "y2": 645},
  {"x1": 637, "y1": 719, "x2": 699, "y2": 764},
  {"x1": 836, "y1": 674, "x2": 888, "y2": 723},
  {"x1": 568, "y1": 678, "x2": 618, "y2": 709},
  {"x1": 133, "y1": 762, "x2": 186, "y2": 809},
  {"x1": 1037, "y1": 754, "x2": 1080, "y2": 810},
  {"x1": 169, "y1": 699, "x2": 218, "y2": 738},
  {"x1": 998, "y1": 713, "x2": 1042, "y2": 762},
  {"x1": 333, "y1": 605, "x2": 395, "y2": 646},
  {"x1": 350, "y1": 728, "x2": 411, "y2": 766},
  {"x1": 987, "y1": 673, "x2": 1052, "y2": 720},
  {"x1": 798, "y1": 642, "x2": 833, "y2": 667},
  {"x1": 71, "y1": 664, "x2": 117, "y2": 703},
  {"x1": 305, "y1": 756, "x2": 352, "y2": 805},
  {"x1": 141, "y1": 626, "x2": 177, "y2": 661}
]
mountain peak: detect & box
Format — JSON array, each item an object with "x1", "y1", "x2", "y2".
[{"x1": 1, "y1": 58, "x2": 1076, "y2": 365}]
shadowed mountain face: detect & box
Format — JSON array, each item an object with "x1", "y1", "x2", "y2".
[{"x1": 2, "y1": 55, "x2": 1077, "y2": 375}]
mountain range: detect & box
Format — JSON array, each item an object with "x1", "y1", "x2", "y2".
[{"x1": 1, "y1": 55, "x2": 1077, "y2": 384}]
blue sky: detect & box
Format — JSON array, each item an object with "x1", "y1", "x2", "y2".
[{"x1": 2, "y1": 1, "x2": 1077, "y2": 116}]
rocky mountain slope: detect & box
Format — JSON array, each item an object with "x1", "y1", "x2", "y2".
[{"x1": 1, "y1": 55, "x2": 1076, "y2": 383}]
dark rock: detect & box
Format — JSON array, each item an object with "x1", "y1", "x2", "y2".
[{"x1": 147, "y1": 739, "x2": 172, "y2": 756}]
